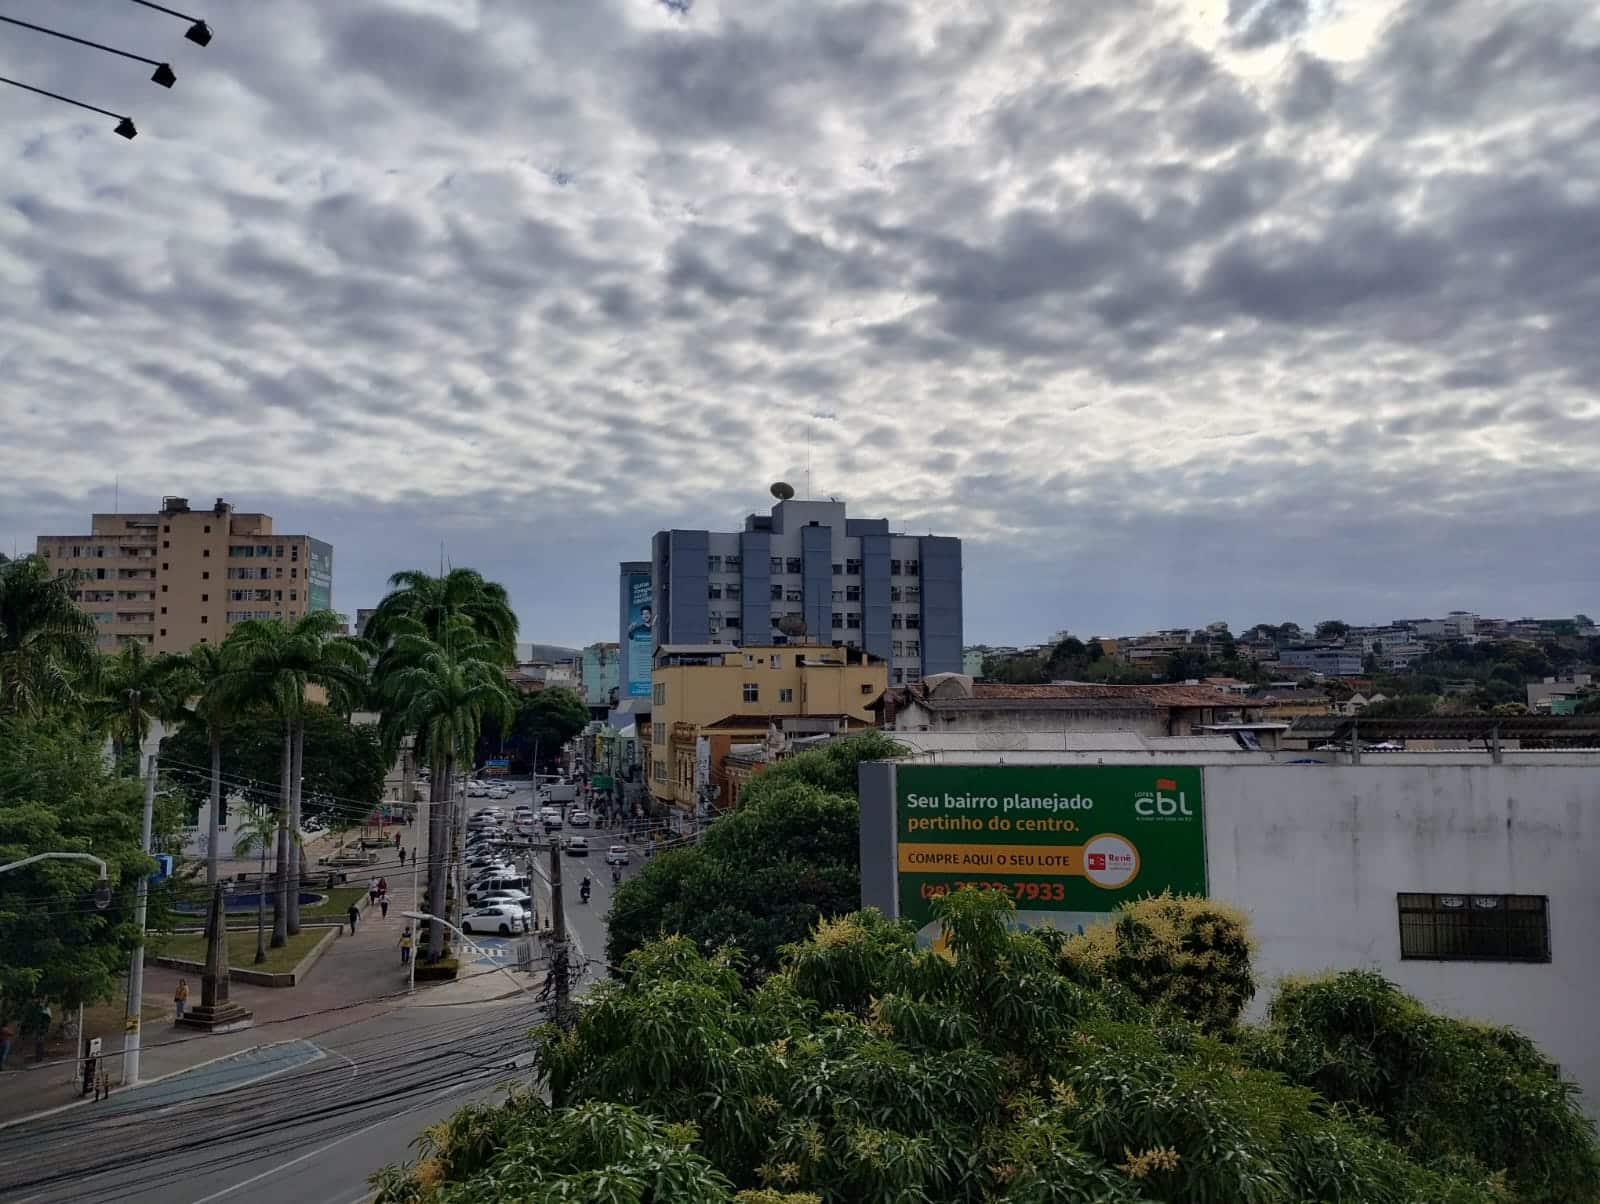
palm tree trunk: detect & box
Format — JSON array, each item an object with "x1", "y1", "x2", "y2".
[
  {"x1": 425, "y1": 756, "x2": 451, "y2": 961},
  {"x1": 255, "y1": 835, "x2": 267, "y2": 964},
  {"x1": 207, "y1": 730, "x2": 222, "y2": 887},
  {"x1": 287, "y1": 717, "x2": 305, "y2": 935},
  {"x1": 272, "y1": 718, "x2": 290, "y2": 948}
]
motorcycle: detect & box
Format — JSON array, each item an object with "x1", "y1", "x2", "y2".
[{"x1": 579, "y1": 878, "x2": 592, "y2": 904}]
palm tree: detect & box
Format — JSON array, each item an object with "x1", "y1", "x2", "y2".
[
  {"x1": 377, "y1": 615, "x2": 515, "y2": 961},
  {"x1": 226, "y1": 610, "x2": 369, "y2": 944},
  {"x1": 0, "y1": 554, "x2": 96, "y2": 716},
  {"x1": 169, "y1": 637, "x2": 245, "y2": 887},
  {"x1": 364, "y1": 569, "x2": 518, "y2": 663},
  {"x1": 232, "y1": 803, "x2": 280, "y2": 966},
  {"x1": 84, "y1": 640, "x2": 189, "y2": 776}
]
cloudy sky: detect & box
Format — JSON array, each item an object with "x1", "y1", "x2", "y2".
[{"x1": 2, "y1": 0, "x2": 1596, "y2": 647}]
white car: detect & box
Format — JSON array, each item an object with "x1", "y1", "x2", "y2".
[
  {"x1": 569, "y1": 810, "x2": 591, "y2": 828},
  {"x1": 487, "y1": 785, "x2": 511, "y2": 799},
  {"x1": 466, "y1": 782, "x2": 488, "y2": 797},
  {"x1": 605, "y1": 845, "x2": 629, "y2": 865},
  {"x1": 565, "y1": 836, "x2": 589, "y2": 856},
  {"x1": 477, "y1": 888, "x2": 533, "y2": 911},
  {"x1": 461, "y1": 905, "x2": 526, "y2": 936}
]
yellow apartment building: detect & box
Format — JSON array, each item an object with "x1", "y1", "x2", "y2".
[
  {"x1": 647, "y1": 642, "x2": 887, "y2": 813},
  {"x1": 36, "y1": 495, "x2": 333, "y2": 654}
]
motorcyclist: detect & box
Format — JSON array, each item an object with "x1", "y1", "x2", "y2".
[
  {"x1": 579, "y1": 875, "x2": 592, "y2": 903},
  {"x1": 611, "y1": 866, "x2": 622, "y2": 885}
]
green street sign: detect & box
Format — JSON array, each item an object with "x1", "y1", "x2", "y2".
[{"x1": 895, "y1": 764, "x2": 1207, "y2": 933}]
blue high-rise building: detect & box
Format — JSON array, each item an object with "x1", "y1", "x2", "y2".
[{"x1": 639, "y1": 498, "x2": 962, "y2": 686}]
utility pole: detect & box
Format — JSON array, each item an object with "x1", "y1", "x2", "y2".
[
  {"x1": 123, "y1": 753, "x2": 156, "y2": 1084},
  {"x1": 548, "y1": 836, "x2": 568, "y2": 1019}
]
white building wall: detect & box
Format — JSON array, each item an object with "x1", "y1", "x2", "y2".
[{"x1": 1205, "y1": 764, "x2": 1599, "y2": 1111}]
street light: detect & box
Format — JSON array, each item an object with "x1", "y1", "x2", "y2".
[
  {"x1": 0, "y1": 75, "x2": 137, "y2": 139},
  {"x1": 403, "y1": 910, "x2": 541, "y2": 1006},
  {"x1": 0, "y1": 16, "x2": 181, "y2": 88},
  {"x1": 0, "y1": 852, "x2": 112, "y2": 909},
  {"x1": 124, "y1": 1, "x2": 213, "y2": 46}
]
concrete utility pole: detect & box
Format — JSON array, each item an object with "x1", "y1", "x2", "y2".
[
  {"x1": 123, "y1": 753, "x2": 157, "y2": 1084},
  {"x1": 548, "y1": 836, "x2": 568, "y2": 1019}
]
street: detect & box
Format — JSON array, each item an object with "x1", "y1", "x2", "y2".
[{"x1": 0, "y1": 778, "x2": 636, "y2": 1204}]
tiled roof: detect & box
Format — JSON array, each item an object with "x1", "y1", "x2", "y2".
[{"x1": 887, "y1": 681, "x2": 1240, "y2": 710}]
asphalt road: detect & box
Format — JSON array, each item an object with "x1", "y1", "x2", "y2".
[{"x1": 0, "y1": 780, "x2": 637, "y2": 1204}]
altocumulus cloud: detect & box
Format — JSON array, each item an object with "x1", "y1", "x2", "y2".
[{"x1": 0, "y1": 0, "x2": 1596, "y2": 643}]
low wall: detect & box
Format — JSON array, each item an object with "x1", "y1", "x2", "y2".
[{"x1": 149, "y1": 925, "x2": 340, "y2": 988}]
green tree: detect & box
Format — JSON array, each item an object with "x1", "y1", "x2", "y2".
[
  {"x1": 0, "y1": 554, "x2": 96, "y2": 717},
  {"x1": 1314, "y1": 619, "x2": 1350, "y2": 641},
  {"x1": 1360, "y1": 693, "x2": 1439, "y2": 718},
  {"x1": 166, "y1": 638, "x2": 241, "y2": 887},
  {"x1": 377, "y1": 615, "x2": 515, "y2": 961},
  {"x1": 231, "y1": 802, "x2": 280, "y2": 966},
  {"x1": 0, "y1": 712, "x2": 182, "y2": 1015},
  {"x1": 83, "y1": 641, "x2": 190, "y2": 775},
  {"x1": 983, "y1": 654, "x2": 1047, "y2": 684},
  {"x1": 380, "y1": 889, "x2": 1571, "y2": 1203},
  {"x1": 606, "y1": 731, "x2": 903, "y2": 976},
  {"x1": 513, "y1": 686, "x2": 590, "y2": 770},
  {"x1": 363, "y1": 568, "x2": 518, "y2": 665}
]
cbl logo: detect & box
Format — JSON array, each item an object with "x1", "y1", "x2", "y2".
[{"x1": 1134, "y1": 777, "x2": 1193, "y2": 817}]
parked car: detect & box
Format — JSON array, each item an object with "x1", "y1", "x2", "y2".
[
  {"x1": 487, "y1": 785, "x2": 511, "y2": 800},
  {"x1": 605, "y1": 845, "x2": 629, "y2": 865},
  {"x1": 476, "y1": 888, "x2": 533, "y2": 911},
  {"x1": 565, "y1": 836, "x2": 589, "y2": 856},
  {"x1": 461, "y1": 905, "x2": 526, "y2": 936},
  {"x1": 470, "y1": 873, "x2": 531, "y2": 896},
  {"x1": 467, "y1": 781, "x2": 488, "y2": 797}
]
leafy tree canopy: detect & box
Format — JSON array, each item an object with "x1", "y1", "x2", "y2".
[
  {"x1": 512, "y1": 686, "x2": 591, "y2": 770},
  {"x1": 1314, "y1": 619, "x2": 1350, "y2": 640},
  {"x1": 161, "y1": 703, "x2": 387, "y2": 825},
  {"x1": 605, "y1": 731, "x2": 903, "y2": 976},
  {"x1": 379, "y1": 889, "x2": 1597, "y2": 1203},
  {"x1": 0, "y1": 713, "x2": 186, "y2": 1014}
]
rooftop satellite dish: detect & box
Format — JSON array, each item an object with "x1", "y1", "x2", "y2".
[
  {"x1": 771, "y1": 481, "x2": 795, "y2": 501},
  {"x1": 777, "y1": 615, "x2": 807, "y2": 637}
]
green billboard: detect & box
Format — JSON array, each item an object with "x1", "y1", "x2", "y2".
[
  {"x1": 895, "y1": 764, "x2": 1207, "y2": 938},
  {"x1": 307, "y1": 538, "x2": 333, "y2": 613}
]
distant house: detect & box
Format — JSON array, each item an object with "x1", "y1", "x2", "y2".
[
  {"x1": 871, "y1": 674, "x2": 1250, "y2": 737},
  {"x1": 1246, "y1": 687, "x2": 1334, "y2": 722}
]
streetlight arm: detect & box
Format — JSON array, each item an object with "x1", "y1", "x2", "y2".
[
  {"x1": 403, "y1": 911, "x2": 541, "y2": 1006},
  {"x1": 0, "y1": 851, "x2": 109, "y2": 878}
]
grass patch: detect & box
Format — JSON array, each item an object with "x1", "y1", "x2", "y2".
[
  {"x1": 158, "y1": 926, "x2": 328, "y2": 974},
  {"x1": 300, "y1": 885, "x2": 368, "y2": 920}
]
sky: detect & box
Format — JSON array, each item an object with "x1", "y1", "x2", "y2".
[{"x1": 1, "y1": 0, "x2": 1596, "y2": 648}]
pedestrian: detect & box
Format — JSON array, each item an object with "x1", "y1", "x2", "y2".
[
  {"x1": 368, "y1": 876, "x2": 379, "y2": 905},
  {"x1": 377, "y1": 876, "x2": 388, "y2": 896},
  {"x1": 347, "y1": 902, "x2": 360, "y2": 934},
  {"x1": 0, "y1": 1019, "x2": 14, "y2": 1071},
  {"x1": 394, "y1": 831, "x2": 402, "y2": 849},
  {"x1": 398, "y1": 847, "x2": 406, "y2": 866},
  {"x1": 174, "y1": 979, "x2": 189, "y2": 1021},
  {"x1": 398, "y1": 926, "x2": 413, "y2": 964},
  {"x1": 380, "y1": 894, "x2": 389, "y2": 918}
]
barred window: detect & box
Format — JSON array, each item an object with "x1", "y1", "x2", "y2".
[{"x1": 1397, "y1": 893, "x2": 1549, "y2": 963}]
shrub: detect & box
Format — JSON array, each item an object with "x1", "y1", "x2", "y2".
[
  {"x1": 1256, "y1": 970, "x2": 1600, "y2": 1202},
  {"x1": 1057, "y1": 892, "x2": 1255, "y2": 1032}
]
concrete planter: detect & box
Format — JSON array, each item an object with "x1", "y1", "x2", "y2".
[{"x1": 148, "y1": 925, "x2": 340, "y2": 988}]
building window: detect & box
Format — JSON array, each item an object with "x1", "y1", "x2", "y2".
[
  {"x1": 1398, "y1": 894, "x2": 1550, "y2": 963},
  {"x1": 743, "y1": 683, "x2": 759, "y2": 703},
  {"x1": 770, "y1": 584, "x2": 783, "y2": 602},
  {"x1": 159, "y1": 628, "x2": 166, "y2": 638},
  {"x1": 161, "y1": 585, "x2": 167, "y2": 593},
  {"x1": 290, "y1": 568, "x2": 297, "y2": 579},
  {"x1": 769, "y1": 557, "x2": 783, "y2": 574},
  {"x1": 832, "y1": 612, "x2": 844, "y2": 629},
  {"x1": 289, "y1": 590, "x2": 296, "y2": 601},
  {"x1": 906, "y1": 614, "x2": 921, "y2": 630},
  {"x1": 708, "y1": 584, "x2": 722, "y2": 599},
  {"x1": 162, "y1": 540, "x2": 170, "y2": 549},
  {"x1": 892, "y1": 640, "x2": 905, "y2": 656},
  {"x1": 160, "y1": 606, "x2": 167, "y2": 614},
  {"x1": 163, "y1": 525, "x2": 170, "y2": 533},
  {"x1": 653, "y1": 759, "x2": 667, "y2": 783},
  {"x1": 785, "y1": 557, "x2": 803, "y2": 574},
  {"x1": 906, "y1": 640, "x2": 920, "y2": 656},
  {"x1": 162, "y1": 562, "x2": 169, "y2": 571},
  {"x1": 725, "y1": 614, "x2": 741, "y2": 629},
  {"x1": 889, "y1": 558, "x2": 902, "y2": 575},
  {"x1": 203, "y1": 524, "x2": 211, "y2": 534},
  {"x1": 860, "y1": 682, "x2": 874, "y2": 694},
  {"x1": 201, "y1": 615, "x2": 208, "y2": 624},
  {"x1": 846, "y1": 585, "x2": 861, "y2": 602},
  {"x1": 845, "y1": 558, "x2": 860, "y2": 575},
  {"x1": 202, "y1": 571, "x2": 209, "y2": 580},
  {"x1": 906, "y1": 560, "x2": 920, "y2": 576},
  {"x1": 779, "y1": 688, "x2": 794, "y2": 702},
  {"x1": 202, "y1": 549, "x2": 211, "y2": 558},
  {"x1": 653, "y1": 682, "x2": 666, "y2": 705},
  {"x1": 725, "y1": 584, "x2": 741, "y2": 600},
  {"x1": 725, "y1": 555, "x2": 741, "y2": 571},
  {"x1": 891, "y1": 613, "x2": 903, "y2": 629},
  {"x1": 892, "y1": 668, "x2": 904, "y2": 684},
  {"x1": 708, "y1": 554, "x2": 722, "y2": 572},
  {"x1": 832, "y1": 589, "x2": 844, "y2": 603},
  {"x1": 201, "y1": 593, "x2": 208, "y2": 602},
  {"x1": 785, "y1": 588, "x2": 803, "y2": 602}
]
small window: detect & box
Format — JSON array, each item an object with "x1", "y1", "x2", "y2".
[
  {"x1": 163, "y1": 525, "x2": 170, "y2": 533},
  {"x1": 160, "y1": 606, "x2": 167, "y2": 615},
  {"x1": 860, "y1": 682, "x2": 874, "y2": 694},
  {"x1": 832, "y1": 612, "x2": 844, "y2": 628},
  {"x1": 906, "y1": 560, "x2": 920, "y2": 576},
  {"x1": 770, "y1": 584, "x2": 783, "y2": 601},
  {"x1": 200, "y1": 615, "x2": 208, "y2": 624},
  {"x1": 653, "y1": 683, "x2": 666, "y2": 706},
  {"x1": 203, "y1": 524, "x2": 211, "y2": 534},
  {"x1": 162, "y1": 562, "x2": 169, "y2": 571},
  {"x1": 846, "y1": 585, "x2": 861, "y2": 602},
  {"x1": 779, "y1": 688, "x2": 794, "y2": 703},
  {"x1": 290, "y1": 568, "x2": 297, "y2": 579},
  {"x1": 743, "y1": 683, "x2": 759, "y2": 703},
  {"x1": 708, "y1": 584, "x2": 722, "y2": 599},
  {"x1": 161, "y1": 585, "x2": 168, "y2": 593},
  {"x1": 202, "y1": 571, "x2": 209, "y2": 579},
  {"x1": 708, "y1": 554, "x2": 722, "y2": 573},
  {"x1": 201, "y1": 593, "x2": 208, "y2": 602},
  {"x1": 786, "y1": 557, "x2": 803, "y2": 574},
  {"x1": 725, "y1": 555, "x2": 741, "y2": 571},
  {"x1": 159, "y1": 628, "x2": 166, "y2": 637},
  {"x1": 289, "y1": 590, "x2": 296, "y2": 601},
  {"x1": 889, "y1": 558, "x2": 902, "y2": 575},
  {"x1": 1398, "y1": 893, "x2": 1550, "y2": 963},
  {"x1": 769, "y1": 557, "x2": 783, "y2": 574},
  {"x1": 846, "y1": 558, "x2": 862, "y2": 575},
  {"x1": 847, "y1": 613, "x2": 862, "y2": 629},
  {"x1": 653, "y1": 759, "x2": 667, "y2": 783},
  {"x1": 770, "y1": 654, "x2": 781, "y2": 668},
  {"x1": 162, "y1": 540, "x2": 170, "y2": 549}
]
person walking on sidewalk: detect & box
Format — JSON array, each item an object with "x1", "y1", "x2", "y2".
[
  {"x1": 398, "y1": 847, "x2": 406, "y2": 867},
  {"x1": 398, "y1": 926, "x2": 413, "y2": 964},
  {"x1": 367, "y1": 877, "x2": 379, "y2": 906},
  {"x1": 347, "y1": 902, "x2": 361, "y2": 934},
  {"x1": 174, "y1": 979, "x2": 190, "y2": 1022},
  {"x1": 394, "y1": 831, "x2": 402, "y2": 849},
  {"x1": 0, "y1": 1019, "x2": 14, "y2": 1071}
]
